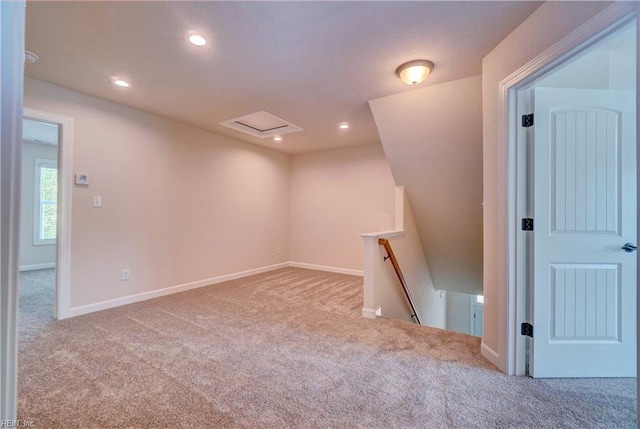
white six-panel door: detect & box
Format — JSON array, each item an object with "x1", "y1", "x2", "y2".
[{"x1": 531, "y1": 87, "x2": 636, "y2": 378}]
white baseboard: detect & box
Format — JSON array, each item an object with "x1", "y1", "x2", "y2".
[
  {"x1": 68, "y1": 262, "x2": 289, "y2": 318},
  {"x1": 288, "y1": 261, "x2": 363, "y2": 277},
  {"x1": 67, "y1": 261, "x2": 363, "y2": 319},
  {"x1": 481, "y1": 342, "x2": 501, "y2": 370},
  {"x1": 19, "y1": 262, "x2": 55, "y2": 272},
  {"x1": 362, "y1": 306, "x2": 381, "y2": 319}
]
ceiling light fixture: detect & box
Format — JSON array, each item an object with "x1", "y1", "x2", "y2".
[
  {"x1": 110, "y1": 78, "x2": 131, "y2": 88},
  {"x1": 396, "y1": 60, "x2": 434, "y2": 86},
  {"x1": 24, "y1": 51, "x2": 39, "y2": 64},
  {"x1": 339, "y1": 123, "x2": 350, "y2": 130},
  {"x1": 187, "y1": 33, "x2": 207, "y2": 47},
  {"x1": 274, "y1": 136, "x2": 283, "y2": 142}
]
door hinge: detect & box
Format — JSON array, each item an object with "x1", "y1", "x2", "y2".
[
  {"x1": 522, "y1": 113, "x2": 534, "y2": 128},
  {"x1": 521, "y1": 218, "x2": 534, "y2": 231},
  {"x1": 521, "y1": 322, "x2": 534, "y2": 337}
]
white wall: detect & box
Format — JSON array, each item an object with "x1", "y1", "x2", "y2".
[
  {"x1": 385, "y1": 192, "x2": 447, "y2": 328},
  {"x1": 609, "y1": 23, "x2": 636, "y2": 90},
  {"x1": 369, "y1": 75, "x2": 483, "y2": 296},
  {"x1": 482, "y1": 1, "x2": 614, "y2": 368},
  {"x1": 24, "y1": 78, "x2": 291, "y2": 309},
  {"x1": 537, "y1": 21, "x2": 635, "y2": 90},
  {"x1": 19, "y1": 140, "x2": 57, "y2": 269},
  {"x1": 446, "y1": 291, "x2": 473, "y2": 335},
  {"x1": 361, "y1": 187, "x2": 446, "y2": 329},
  {"x1": 289, "y1": 143, "x2": 396, "y2": 272}
]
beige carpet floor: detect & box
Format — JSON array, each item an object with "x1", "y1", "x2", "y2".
[{"x1": 18, "y1": 267, "x2": 636, "y2": 428}]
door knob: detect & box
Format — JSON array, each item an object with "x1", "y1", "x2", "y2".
[{"x1": 622, "y1": 243, "x2": 637, "y2": 253}]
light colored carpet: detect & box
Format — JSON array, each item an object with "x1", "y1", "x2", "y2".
[{"x1": 18, "y1": 268, "x2": 636, "y2": 428}]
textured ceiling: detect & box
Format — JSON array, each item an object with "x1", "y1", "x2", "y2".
[{"x1": 24, "y1": 1, "x2": 542, "y2": 154}]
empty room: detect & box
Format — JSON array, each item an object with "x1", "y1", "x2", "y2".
[{"x1": 1, "y1": 1, "x2": 638, "y2": 428}]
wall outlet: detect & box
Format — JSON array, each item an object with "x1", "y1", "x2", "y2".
[
  {"x1": 121, "y1": 269, "x2": 130, "y2": 281},
  {"x1": 276, "y1": 247, "x2": 281, "y2": 255}
]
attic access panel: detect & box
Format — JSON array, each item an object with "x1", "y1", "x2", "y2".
[{"x1": 219, "y1": 110, "x2": 303, "y2": 138}]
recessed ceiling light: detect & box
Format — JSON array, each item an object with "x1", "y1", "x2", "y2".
[
  {"x1": 111, "y1": 78, "x2": 131, "y2": 88},
  {"x1": 273, "y1": 136, "x2": 283, "y2": 142},
  {"x1": 187, "y1": 33, "x2": 207, "y2": 47},
  {"x1": 24, "y1": 51, "x2": 39, "y2": 64},
  {"x1": 339, "y1": 123, "x2": 350, "y2": 130}
]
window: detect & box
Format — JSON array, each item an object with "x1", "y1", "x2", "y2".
[{"x1": 34, "y1": 158, "x2": 57, "y2": 245}]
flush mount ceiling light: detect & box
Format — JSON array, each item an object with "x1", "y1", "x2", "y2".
[
  {"x1": 396, "y1": 60, "x2": 434, "y2": 86},
  {"x1": 186, "y1": 33, "x2": 207, "y2": 47},
  {"x1": 273, "y1": 136, "x2": 283, "y2": 142},
  {"x1": 338, "y1": 123, "x2": 350, "y2": 130},
  {"x1": 110, "y1": 78, "x2": 131, "y2": 88}
]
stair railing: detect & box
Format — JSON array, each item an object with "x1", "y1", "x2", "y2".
[{"x1": 378, "y1": 238, "x2": 421, "y2": 325}]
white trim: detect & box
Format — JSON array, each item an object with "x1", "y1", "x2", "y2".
[
  {"x1": 23, "y1": 108, "x2": 74, "y2": 320},
  {"x1": 50, "y1": 261, "x2": 367, "y2": 319},
  {"x1": 513, "y1": 88, "x2": 531, "y2": 376},
  {"x1": 0, "y1": 0, "x2": 25, "y2": 421},
  {"x1": 68, "y1": 263, "x2": 289, "y2": 318},
  {"x1": 360, "y1": 230, "x2": 405, "y2": 239},
  {"x1": 636, "y1": 11, "x2": 640, "y2": 415},
  {"x1": 362, "y1": 306, "x2": 382, "y2": 319},
  {"x1": 497, "y1": 2, "x2": 638, "y2": 375},
  {"x1": 19, "y1": 263, "x2": 55, "y2": 272},
  {"x1": 501, "y1": 4, "x2": 637, "y2": 91},
  {"x1": 481, "y1": 342, "x2": 500, "y2": 368},
  {"x1": 288, "y1": 261, "x2": 364, "y2": 277}
]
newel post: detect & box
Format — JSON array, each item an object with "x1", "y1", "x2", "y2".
[{"x1": 361, "y1": 234, "x2": 382, "y2": 319}]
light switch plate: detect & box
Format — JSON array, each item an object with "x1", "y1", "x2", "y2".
[{"x1": 93, "y1": 195, "x2": 102, "y2": 208}]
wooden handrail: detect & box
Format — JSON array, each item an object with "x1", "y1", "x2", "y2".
[{"x1": 378, "y1": 238, "x2": 421, "y2": 325}]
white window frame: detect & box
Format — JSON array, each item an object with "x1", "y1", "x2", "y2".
[{"x1": 33, "y1": 157, "x2": 58, "y2": 246}]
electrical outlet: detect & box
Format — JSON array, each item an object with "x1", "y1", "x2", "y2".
[
  {"x1": 276, "y1": 247, "x2": 281, "y2": 255},
  {"x1": 121, "y1": 269, "x2": 130, "y2": 281}
]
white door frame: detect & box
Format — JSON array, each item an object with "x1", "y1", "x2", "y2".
[
  {"x1": 0, "y1": 0, "x2": 25, "y2": 421},
  {"x1": 498, "y1": 2, "x2": 638, "y2": 376},
  {"x1": 23, "y1": 108, "x2": 74, "y2": 320}
]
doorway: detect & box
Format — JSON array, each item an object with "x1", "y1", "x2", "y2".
[
  {"x1": 19, "y1": 118, "x2": 59, "y2": 323},
  {"x1": 22, "y1": 108, "x2": 74, "y2": 320},
  {"x1": 517, "y1": 19, "x2": 637, "y2": 377}
]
